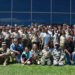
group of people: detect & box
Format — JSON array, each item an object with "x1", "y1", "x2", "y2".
[{"x1": 0, "y1": 23, "x2": 75, "y2": 66}]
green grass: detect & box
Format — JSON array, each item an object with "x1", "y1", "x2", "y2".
[{"x1": 0, "y1": 64, "x2": 75, "y2": 75}]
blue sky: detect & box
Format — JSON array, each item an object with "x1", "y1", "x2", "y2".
[{"x1": 0, "y1": 0, "x2": 75, "y2": 25}]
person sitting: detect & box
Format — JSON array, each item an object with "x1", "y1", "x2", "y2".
[
  {"x1": 30, "y1": 44, "x2": 40, "y2": 65},
  {"x1": 0, "y1": 42, "x2": 11, "y2": 66},
  {"x1": 21, "y1": 47, "x2": 31, "y2": 65},
  {"x1": 10, "y1": 39, "x2": 23, "y2": 63}
]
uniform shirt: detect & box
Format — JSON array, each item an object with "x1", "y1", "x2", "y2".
[
  {"x1": 21, "y1": 33, "x2": 28, "y2": 40},
  {"x1": 52, "y1": 48, "x2": 64, "y2": 61},
  {"x1": 31, "y1": 34, "x2": 38, "y2": 43},
  {"x1": 0, "y1": 33, "x2": 4, "y2": 39},
  {"x1": 3, "y1": 32, "x2": 10, "y2": 40},
  {"x1": 0, "y1": 47, "x2": 10, "y2": 54},
  {"x1": 13, "y1": 32, "x2": 20, "y2": 39},
  {"x1": 28, "y1": 32, "x2": 32, "y2": 39},
  {"x1": 18, "y1": 30, "x2": 23, "y2": 39},
  {"x1": 41, "y1": 48, "x2": 51, "y2": 59},
  {"x1": 10, "y1": 32, "x2": 14, "y2": 39},
  {"x1": 18, "y1": 29, "x2": 23, "y2": 35}
]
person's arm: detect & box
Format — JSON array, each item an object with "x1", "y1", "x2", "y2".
[
  {"x1": 24, "y1": 58, "x2": 30, "y2": 64},
  {"x1": 64, "y1": 41, "x2": 71, "y2": 57},
  {"x1": 0, "y1": 49, "x2": 10, "y2": 57},
  {"x1": 0, "y1": 53, "x2": 5, "y2": 57},
  {"x1": 11, "y1": 50, "x2": 20, "y2": 54},
  {"x1": 64, "y1": 49, "x2": 71, "y2": 58},
  {"x1": 59, "y1": 50, "x2": 64, "y2": 62},
  {"x1": 10, "y1": 45, "x2": 20, "y2": 54},
  {"x1": 0, "y1": 52, "x2": 10, "y2": 57}
]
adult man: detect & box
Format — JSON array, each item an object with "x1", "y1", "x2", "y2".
[
  {"x1": 41, "y1": 44, "x2": 51, "y2": 65},
  {"x1": 0, "y1": 27, "x2": 4, "y2": 47},
  {"x1": 13, "y1": 28, "x2": 20, "y2": 39},
  {"x1": 39, "y1": 29, "x2": 50, "y2": 47},
  {"x1": 52, "y1": 43, "x2": 64, "y2": 66},
  {"x1": 64, "y1": 35, "x2": 75, "y2": 65},
  {"x1": 3, "y1": 27, "x2": 10, "y2": 48},
  {"x1": 10, "y1": 39, "x2": 23, "y2": 63},
  {"x1": 0, "y1": 42, "x2": 11, "y2": 66}
]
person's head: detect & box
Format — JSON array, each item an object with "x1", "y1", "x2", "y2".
[
  {"x1": 14, "y1": 24, "x2": 17, "y2": 27},
  {"x1": 15, "y1": 28, "x2": 18, "y2": 33},
  {"x1": 49, "y1": 41, "x2": 53, "y2": 48},
  {"x1": 24, "y1": 47, "x2": 29, "y2": 53},
  {"x1": 32, "y1": 44, "x2": 38, "y2": 51},
  {"x1": 13, "y1": 39, "x2": 18, "y2": 45},
  {"x1": 55, "y1": 43, "x2": 60, "y2": 49},
  {"x1": 63, "y1": 23, "x2": 67, "y2": 29},
  {"x1": 6, "y1": 27, "x2": 9, "y2": 32},
  {"x1": 49, "y1": 25, "x2": 52, "y2": 30},
  {"x1": 0, "y1": 28, "x2": 2, "y2": 33},
  {"x1": 70, "y1": 30, "x2": 74, "y2": 35},
  {"x1": 44, "y1": 44, "x2": 48, "y2": 49},
  {"x1": 33, "y1": 28, "x2": 37, "y2": 34},
  {"x1": 66, "y1": 35, "x2": 71, "y2": 42},
  {"x1": 61, "y1": 30, "x2": 65, "y2": 35},
  {"x1": 2, "y1": 42, "x2": 6, "y2": 49}
]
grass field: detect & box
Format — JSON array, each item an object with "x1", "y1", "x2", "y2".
[{"x1": 0, "y1": 64, "x2": 75, "y2": 75}]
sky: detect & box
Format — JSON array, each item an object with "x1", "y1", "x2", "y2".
[{"x1": 0, "y1": 0, "x2": 75, "y2": 26}]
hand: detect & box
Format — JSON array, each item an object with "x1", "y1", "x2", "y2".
[
  {"x1": 16, "y1": 51, "x2": 20, "y2": 54},
  {"x1": 59, "y1": 60, "x2": 61, "y2": 63},
  {"x1": 34, "y1": 54, "x2": 37, "y2": 57},
  {"x1": 56, "y1": 59, "x2": 58, "y2": 62}
]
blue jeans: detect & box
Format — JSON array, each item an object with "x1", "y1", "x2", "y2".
[
  {"x1": 72, "y1": 52, "x2": 75, "y2": 65},
  {"x1": 65, "y1": 52, "x2": 75, "y2": 65},
  {"x1": 16, "y1": 54, "x2": 21, "y2": 63}
]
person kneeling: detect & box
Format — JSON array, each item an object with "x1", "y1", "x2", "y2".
[
  {"x1": 52, "y1": 43, "x2": 64, "y2": 66},
  {"x1": 0, "y1": 42, "x2": 11, "y2": 66},
  {"x1": 21, "y1": 47, "x2": 31, "y2": 65},
  {"x1": 41, "y1": 44, "x2": 52, "y2": 66}
]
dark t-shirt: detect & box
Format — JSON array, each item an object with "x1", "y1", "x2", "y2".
[{"x1": 64, "y1": 40, "x2": 74, "y2": 53}]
